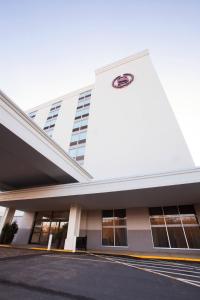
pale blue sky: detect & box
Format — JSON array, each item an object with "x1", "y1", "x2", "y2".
[{"x1": 0, "y1": 0, "x2": 200, "y2": 165}]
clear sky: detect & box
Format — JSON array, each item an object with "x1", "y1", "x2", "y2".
[{"x1": 0, "y1": 0, "x2": 200, "y2": 165}]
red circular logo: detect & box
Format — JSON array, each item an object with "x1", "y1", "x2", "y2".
[{"x1": 112, "y1": 73, "x2": 134, "y2": 88}]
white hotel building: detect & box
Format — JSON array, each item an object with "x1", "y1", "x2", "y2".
[{"x1": 0, "y1": 50, "x2": 200, "y2": 255}]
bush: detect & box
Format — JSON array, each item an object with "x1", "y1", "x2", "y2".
[{"x1": 0, "y1": 221, "x2": 18, "y2": 244}]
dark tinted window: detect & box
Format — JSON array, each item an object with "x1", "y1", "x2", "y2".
[
  {"x1": 114, "y1": 209, "x2": 126, "y2": 218},
  {"x1": 179, "y1": 205, "x2": 195, "y2": 214},
  {"x1": 102, "y1": 210, "x2": 113, "y2": 218},
  {"x1": 163, "y1": 206, "x2": 178, "y2": 215},
  {"x1": 152, "y1": 227, "x2": 169, "y2": 247},
  {"x1": 149, "y1": 207, "x2": 163, "y2": 216}
]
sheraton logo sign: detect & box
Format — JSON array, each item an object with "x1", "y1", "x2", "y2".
[{"x1": 112, "y1": 73, "x2": 134, "y2": 89}]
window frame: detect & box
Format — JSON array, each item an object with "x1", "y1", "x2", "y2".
[
  {"x1": 149, "y1": 206, "x2": 200, "y2": 250},
  {"x1": 102, "y1": 209, "x2": 128, "y2": 247}
]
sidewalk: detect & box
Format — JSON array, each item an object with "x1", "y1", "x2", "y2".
[{"x1": 1, "y1": 244, "x2": 200, "y2": 262}]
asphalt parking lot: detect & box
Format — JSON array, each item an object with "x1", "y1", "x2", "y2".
[{"x1": 0, "y1": 251, "x2": 199, "y2": 300}]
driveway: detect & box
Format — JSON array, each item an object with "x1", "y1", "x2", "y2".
[{"x1": 0, "y1": 251, "x2": 199, "y2": 299}]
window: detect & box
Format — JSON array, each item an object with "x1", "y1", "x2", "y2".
[
  {"x1": 43, "y1": 101, "x2": 62, "y2": 137},
  {"x1": 68, "y1": 148, "x2": 77, "y2": 158},
  {"x1": 73, "y1": 119, "x2": 88, "y2": 131},
  {"x1": 44, "y1": 118, "x2": 56, "y2": 128},
  {"x1": 69, "y1": 146, "x2": 85, "y2": 160},
  {"x1": 44, "y1": 127, "x2": 54, "y2": 137},
  {"x1": 102, "y1": 209, "x2": 127, "y2": 247},
  {"x1": 149, "y1": 205, "x2": 200, "y2": 249},
  {"x1": 28, "y1": 111, "x2": 37, "y2": 119},
  {"x1": 79, "y1": 90, "x2": 91, "y2": 98},
  {"x1": 30, "y1": 211, "x2": 69, "y2": 246},
  {"x1": 77, "y1": 96, "x2": 91, "y2": 106},
  {"x1": 70, "y1": 131, "x2": 87, "y2": 145},
  {"x1": 75, "y1": 107, "x2": 89, "y2": 118}
]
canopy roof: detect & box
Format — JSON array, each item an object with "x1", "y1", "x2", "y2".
[{"x1": 0, "y1": 90, "x2": 92, "y2": 191}]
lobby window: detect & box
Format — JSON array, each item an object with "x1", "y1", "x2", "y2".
[
  {"x1": 43, "y1": 101, "x2": 62, "y2": 137},
  {"x1": 149, "y1": 205, "x2": 200, "y2": 249},
  {"x1": 102, "y1": 209, "x2": 127, "y2": 247}
]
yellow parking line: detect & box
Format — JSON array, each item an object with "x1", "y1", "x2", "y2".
[
  {"x1": 129, "y1": 255, "x2": 200, "y2": 263},
  {"x1": 0, "y1": 245, "x2": 199, "y2": 263},
  {"x1": 89, "y1": 251, "x2": 200, "y2": 263}
]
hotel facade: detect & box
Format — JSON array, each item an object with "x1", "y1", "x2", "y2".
[{"x1": 0, "y1": 50, "x2": 200, "y2": 254}]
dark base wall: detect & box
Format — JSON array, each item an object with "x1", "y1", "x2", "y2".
[{"x1": 127, "y1": 229, "x2": 153, "y2": 252}]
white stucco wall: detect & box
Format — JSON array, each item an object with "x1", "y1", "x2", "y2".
[
  {"x1": 127, "y1": 208, "x2": 150, "y2": 230},
  {"x1": 83, "y1": 50, "x2": 194, "y2": 179},
  {"x1": 26, "y1": 50, "x2": 194, "y2": 180}
]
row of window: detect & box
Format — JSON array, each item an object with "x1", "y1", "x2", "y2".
[
  {"x1": 69, "y1": 146, "x2": 85, "y2": 161},
  {"x1": 43, "y1": 101, "x2": 62, "y2": 137},
  {"x1": 72, "y1": 118, "x2": 88, "y2": 132},
  {"x1": 68, "y1": 90, "x2": 91, "y2": 164},
  {"x1": 77, "y1": 101, "x2": 90, "y2": 110},
  {"x1": 70, "y1": 131, "x2": 87, "y2": 146},
  {"x1": 102, "y1": 206, "x2": 200, "y2": 249},
  {"x1": 44, "y1": 118, "x2": 56, "y2": 129},
  {"x1": 78, "y1": 90, "x2": 92, "y2": 98},
  {"x1": 50, "y1": 103, "x2": 61, "y2": 111},
  {"x1": 75, "y1": 107, "x2": 89, "y2": 119}
]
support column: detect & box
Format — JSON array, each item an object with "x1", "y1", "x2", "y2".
[
  {"x1": 0, "y1": 207, "x2": 16, "y2": 235},
  {"x1": 64, "y1": 205, "x2": 81, "y2": 252},
  {"x1": 13, "y1": 212, "x2": 35, "y2": 245}
]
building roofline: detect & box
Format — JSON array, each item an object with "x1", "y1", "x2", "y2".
[
  {"x1": 26, "y1": 84, "x2": 95, "y2": 112},
  {"x1": 26, "y1": 50, "x2": 149, "y2": 112},
  {"x1": 95, "y1": 49, "x2": 149, "y2": 75}
]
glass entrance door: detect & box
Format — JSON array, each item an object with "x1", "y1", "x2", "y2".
[
  {"x1": 40, "y1": 221, "x2": 51, "y2": 245},
  {"x1": 30, "y1": 211, "x2": 69, "y2": 248}
]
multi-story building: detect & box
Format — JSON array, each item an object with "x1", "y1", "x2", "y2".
[{"x1": 0, "y1": 49, "x2": 200, "y2": 255}]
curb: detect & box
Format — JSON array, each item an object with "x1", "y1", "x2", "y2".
[
  {"x1": 89, "y1": 251, "x2": 200, "y2": 263},
  {"x1": 0, "y1": 245, "x2": 199, "y2": 263}
]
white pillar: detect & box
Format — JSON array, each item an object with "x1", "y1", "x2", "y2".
[
  {"x1": 0, "y1": 207, "x2": 16, "y2": 235},
  {"x1": 64, "y1": 205, "x2": 81, "y2": 252}
]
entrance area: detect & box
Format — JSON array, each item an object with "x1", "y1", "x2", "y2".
[{"x1": 30, "y1": 211, "x2": 69, "y2": 248}]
